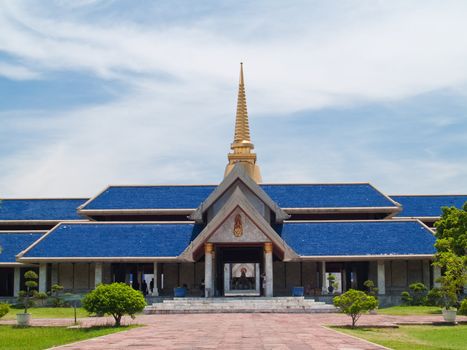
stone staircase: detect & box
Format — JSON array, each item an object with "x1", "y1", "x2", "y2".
[{"x1": 144, "y1": 297, "x2": 337, "y2": 314}]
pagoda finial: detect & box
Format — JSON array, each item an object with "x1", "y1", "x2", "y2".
[
  {"x1": 234, "y1": 62, "x2": 251, "y2": 143},
  {"x1": 224, "y1": 63, "x2": 262, "y2": 183}
]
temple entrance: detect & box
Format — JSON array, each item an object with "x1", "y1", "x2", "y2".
[
  {"x1": 224, "y1": 263, "x2": 260, "y2": 296},
  {"x1": 215, "y1": 246, "x2": 263, "y2": 296}
]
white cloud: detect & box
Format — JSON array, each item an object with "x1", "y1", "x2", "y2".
[
  {"x1": 0, "y1": 0, "x2": 467, "y2": 196},
  {"x1": 0, "y1": 62, "x2": 40, "y2": 80}
]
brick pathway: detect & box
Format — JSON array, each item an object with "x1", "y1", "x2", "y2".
[{"x1": 1, "y1": 313, "x2": 465, "y2": 349}]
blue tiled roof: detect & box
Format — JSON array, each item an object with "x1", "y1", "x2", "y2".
[
  {"x1": 391, "y1": 195, "x2": 467, "y2": 217},
  {"x1": 277, "y1": 221, "x2": 436, "y2": 256},
  {"x1": 22, "y1": 223, "x2": 202, "y2": 258},
  {"x1": 82, "y1": 183, "x2": 396, "y2": 211},
  {"x1": 261, "y1": 184, "x2": 395, "y2": 208},
  {"x1": 0, "y1": 199, "x2": 88, "y2": 221},
  {"x1": 82, "y1": 186, "x2": 216, "y2": 210},
  {"x1": 0, "y1": 232, "x2": 44, "y2": 263}
]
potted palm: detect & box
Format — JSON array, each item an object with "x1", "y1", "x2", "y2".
[{"x1": 17, "y1": 270, "x2": 38, "y2": 326}]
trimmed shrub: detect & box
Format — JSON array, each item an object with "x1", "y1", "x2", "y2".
[
  {"x1": 82, "y1": 283, "x2": 146, "y2": 326},
  {"x1": 333, "y1": 289, "x2": 378, "y2": 328},
  {"x1": 35, "y1": 292, "x2": 48, "y2": 307},
  {"x1": 0, "y1": 303, "x2": 10, "y2": 318},
  {"x1": 400, "y1": 282, "x2": 428, "y2": 306}
]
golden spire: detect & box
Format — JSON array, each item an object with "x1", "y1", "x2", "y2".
[
  {"x1": 224, "y1": 63, "x2": 262, "y2": 183},
  {"x1": 234, "y1": 63, "x2": 251, "y2": 144}
]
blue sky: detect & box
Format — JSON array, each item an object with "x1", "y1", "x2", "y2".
[{"x1": 0, "y1": 0, "x2": 466, "y2": 197}]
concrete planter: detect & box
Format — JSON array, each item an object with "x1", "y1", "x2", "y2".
[
  {"x1": 16, "y1": 313, "x2": 31, "y2": 326},
  {"x1": 442, "y1": 309, "x2": 457, "y2": 323}
]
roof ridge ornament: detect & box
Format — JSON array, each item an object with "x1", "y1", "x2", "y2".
[{"x1": 224, "y1": 63, "x2": 262, "y2": 183}]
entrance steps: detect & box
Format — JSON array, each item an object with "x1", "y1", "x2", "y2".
[{"x1": 144, "y1": 297, "x2": 337, "y2": 314}]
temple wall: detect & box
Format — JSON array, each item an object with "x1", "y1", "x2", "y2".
[
  {"x1": 273, "y1": 262, "x2": 318, "y2": 296},
  {"x1": 179, "y1": 263, "x2": 195, "y2": 289},
  {"x1": 385, "y1": 260, "x2": 428, "y2": 294},
  {"x1": 162, "y1": 263, "x2": 178, "y2": 294},
  {"x1": 102, "y1": 263, "x2": 112, "y2": 284},
  {"x1": 58, "y1": 263, "x2": 74, "y2": 290}
]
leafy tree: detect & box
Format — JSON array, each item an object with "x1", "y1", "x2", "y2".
[
  {"x1": 333, "y1": 289, "x2": 378, "y2": 328},
  {"x1": 434, "y1": 252, "x2": 466, "y2": 309},
  {"x1": 82, "y1": 283, "x2": 146, "y2": 326},
  {"x1": 0, "y1": 303, "x2": 10, "y2": 319},
  {"x1": 433, "y1": 203, "x2": 467, "y2": 310},
  {"x1": 20, "y1": 270, "x2": 38, "y2": 314},
  {"x1": 434, "y1": 203, "x2": 467, "y2": 256},
  {"x1": 426, "y1": 287, "x2": 443, "y2": 306}
]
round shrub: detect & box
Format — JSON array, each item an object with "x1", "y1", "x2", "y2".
[
  {"x1": 82, "y1": 283, "x2": 146, "y2": 326},
  {"x1": 0, "y1": 303, "x2": 10, "y2": 319},
  {"x1": 333, "y1": 289, "x2": 378, "y2": 328}
]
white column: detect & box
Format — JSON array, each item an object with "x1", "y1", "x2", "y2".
[
  {"x1": 264, "y1": 242, "x2": 273, "y2": 297},
  {"x1": 224, "y1": 263, "x2": 230, "y2": 293},
  {"x1": 433, "y1": 265, "x2": 441, "y2": 288},
  {"x1": 13, "y1": 267, "x2": 21, "y2": 297},
  {"x1": 39, "y1": 263, "x2": 47, "y2": 293},
  {"x1": 422, "y1": 260, "x2": 431, "y2": 288},
  {"x1": 321, "y1": 261, "x2": 327, "y2": 294},
  {"x1": 204, "y1": 243, "x2": 213, "y2": 297},
  {"x1": 255, "y1": 263, "x2": 260, "y2": 293},
  {"x1": 94, "y1": 262, "x2": 103, "y2": 288},
  {"x1": 377, "y1": 260, "x2": 386, "y2": 295},
  {"x1": 152, "y1": 262, "x2": 159, "y2": 296}
]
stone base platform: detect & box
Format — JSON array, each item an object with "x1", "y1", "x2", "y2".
[{"x1": 144, "y1": 296, "x2": 337, "y2": 314}]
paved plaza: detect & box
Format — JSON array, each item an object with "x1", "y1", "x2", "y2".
[{"x1": 1, "y1": 313, "x2": 464, "y2": 350}]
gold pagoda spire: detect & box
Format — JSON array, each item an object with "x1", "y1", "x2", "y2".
[
  {"x1": 224, "y1": 63, "x2": 262, "y2": 183},
  {"x1": 234, "y1": 63, "x2": 251, "y2": 144}
]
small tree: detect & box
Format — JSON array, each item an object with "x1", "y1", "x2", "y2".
[
  {"x1": 51, "y1": 284, "x2": 64, "y2": 307},
  {"x1": 434, "y1": 252, "x2": 466, "y2": 310},
  {"x1": 82, "y1": 283, "x2": 146, "y2": 326},
  {"x1": 400, "y1": 282, "x2": 428, "y2": 306},
  {"x1": 21, "y1": 270, "x2": 38, "y2": 314},
  {"x1": 363, "y1": 280, "x2": 378, "y2": 298},
  {"x1": 333, "y1": 289, "x2": 378, "y2": 328}
]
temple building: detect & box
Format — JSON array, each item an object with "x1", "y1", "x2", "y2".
[{"x1": 1, "y1": 64, "x2": 466, "y2": 304}]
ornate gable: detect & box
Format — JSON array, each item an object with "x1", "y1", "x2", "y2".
[{"x1": 180, "y1": 187, "x2": 298, "y2": 262}]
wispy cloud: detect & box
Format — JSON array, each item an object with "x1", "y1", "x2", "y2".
[{"x1": 0, "y1": 0, "x2": 466, "y2": 197}]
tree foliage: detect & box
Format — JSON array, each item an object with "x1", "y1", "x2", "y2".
[
  {"x1": 433, "y1": 203, "x2": 467, "y2": 310},
  {"x1": 333, "y1": 289, "x2": 378, "y2": 328},
  {"x1": 20, "y1": 270, "x2": 38, "y2": 313},
  {"x1": 82, "y1": 283, "x2": 146, "y2": 326},
  {"x1": 434, "y1": 203, "x2": 467, "y2": 256},
  {"x1": 401, "y1": 282, "x2": 428, "y2": 306}
]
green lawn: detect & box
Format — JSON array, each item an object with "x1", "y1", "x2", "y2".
[
  {"x1": 0, "y1": 325, "x2": 135, "y2": 350},
  {"x1": 2, "y1": 307, "x2": 90, "y2": 320},
  {"x1": 334, "y1": 325, "x2": 467, "y2": 350},
  {"x1": 377, "y1": 305, "x2": 442, "y2": 315}
]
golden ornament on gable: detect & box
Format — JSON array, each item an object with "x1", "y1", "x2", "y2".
[{"x1": 233, "y1": 214, "x2": 243, "y2": 237}]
